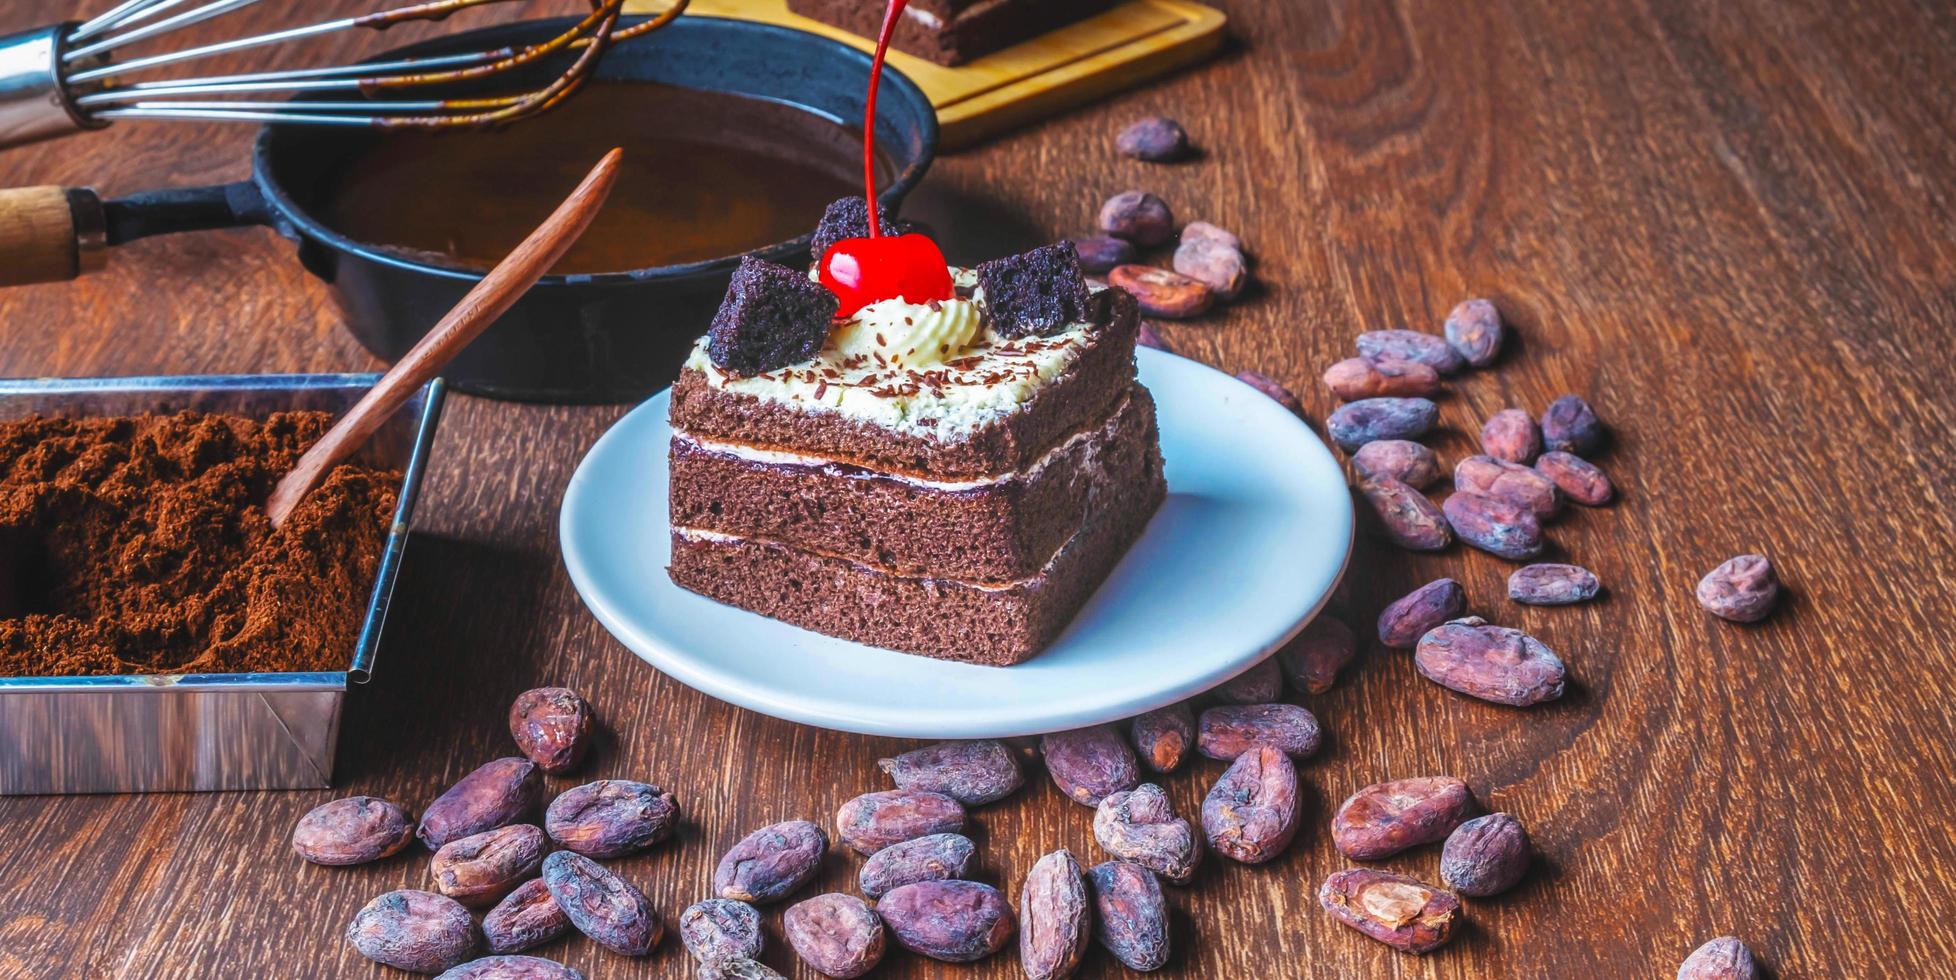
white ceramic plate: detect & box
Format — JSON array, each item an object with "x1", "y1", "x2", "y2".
[{"x1": 560, "y1": 348, "x2": 1353, "y2": 738}]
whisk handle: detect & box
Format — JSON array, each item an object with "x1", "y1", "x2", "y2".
[{"x1": 0, "y1": 186, "x2": 105, "y2": 287}]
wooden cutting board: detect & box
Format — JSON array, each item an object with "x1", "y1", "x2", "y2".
[{"x1": 625, "y1": 0, "x2": 1227, "y2": 148}]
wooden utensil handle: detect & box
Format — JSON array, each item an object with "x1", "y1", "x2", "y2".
[
  {"x1": 0, "y1": 186, "x2": 106, "y2": 286},
  {"x1": 262, "y1": 148, "x2": 624, "y2": 529}
]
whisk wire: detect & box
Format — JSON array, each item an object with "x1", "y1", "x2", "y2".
[
  {"x1": 50, "y1": 0, "x2": 689, "y2": 130},
  {"x1": 70, "y1": 52, "x2": 502, "y2": 105},
  {"x1": 67, "y1": 0, "x2": 275, "y2": 62},
  {"x1": 71, "y1": 0, "x2": 200, "y2": 42}
]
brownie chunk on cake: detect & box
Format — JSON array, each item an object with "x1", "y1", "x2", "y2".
[
  {"x1": 788, "y1": 0, "x2": 1122, "y2": 66},
  {"x1": 668, "y1": 239, "x2": 1165, "y2": 666}
]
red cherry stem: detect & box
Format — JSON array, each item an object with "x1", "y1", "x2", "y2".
[{"x1": 862, "y1": 0, "x2": 908, "y2": 239}]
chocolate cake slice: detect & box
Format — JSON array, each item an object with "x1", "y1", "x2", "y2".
[
  {"x1": 788, "y1": 0, "x2": 1122, "y2": 66},
  {"x1": 668, "y1": 245, "x2": 1164, "y2": 665}
]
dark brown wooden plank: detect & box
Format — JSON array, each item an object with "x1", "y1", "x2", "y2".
[{"x1": 1, "y1": 0, "x2": 1952, "y2": 975}]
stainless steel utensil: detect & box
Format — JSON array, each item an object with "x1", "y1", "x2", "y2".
[
  {"x1": 0, "y1": 0, "x2": 687, "y2": 149},
  {"x1": 0, "y1": 373, "x2": 444, "y2": 795}
]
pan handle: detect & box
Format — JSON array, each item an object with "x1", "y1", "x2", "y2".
[
  {"x1": 0, "y1": 180, "x2": 269, "y2": 287},
  {"x1": 0, "y1": 186, "x2": 106, "y2": 286}
]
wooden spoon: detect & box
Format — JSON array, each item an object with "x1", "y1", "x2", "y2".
[{"x1": 265, "y1": 147, "x2": 622, "y2": 529}]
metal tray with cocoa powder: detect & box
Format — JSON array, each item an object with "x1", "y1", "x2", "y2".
[{"x1": 0, "y1": 374, "x2": 445, "y2": 795}]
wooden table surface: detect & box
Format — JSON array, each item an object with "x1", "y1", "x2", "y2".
[{"x1": 2, "y1": 0, "x2": 1953, "y2": 976}]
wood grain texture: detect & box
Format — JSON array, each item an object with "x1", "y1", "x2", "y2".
[
  {"x1": 0, "y1": 186, "x2": 82, "y2": 286},
  {"x1": 0, "y1": 0, "x2": 1953, "y2": 976}
]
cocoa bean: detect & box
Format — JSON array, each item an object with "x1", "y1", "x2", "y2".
[
  {"x1": 1042, "y1": 725, "x2": 1140, "y2": 806},
  {"x1": 1534, "y1": 451, "x2": 1614, "y2": 506},
  {"x1": 1351, "y1": 439, "x2": 1440, "y2": 489},
  {"x1": 435, "y1": 955, "x2": 584, "y2": 980},
  {"x1": 432, "y1": 824, "x2": 547, "y2": 908},
  {"x1": 1173, "y1": 233, "x2": 1246, "y2": 299},
  {"x1": 1322, "y1": 357, "x2": 1440, "y2": 400},
  {"x1": 543, "y1": 779, "x2": 677, "y2": 859},
  {"x1": 879, "y1": 740, "x2": 1023, "y2": 805},
  {"x1": 346, "y1": 889, "x2": 479, "y2": 974},
  {"x1": 1326, "y1": 397, "x2": 1438, "y2": 451},
  {"x1": 292, "y1": 796, "x2": 415, "y2": 866},
  {"x1": 1107, "y1": 264, "x2": 1213, "y2": 318},
  {"x1": 1356, "y1": 329, "x2": 1464, "y2": 375},
  {"x1": 1088, "y1": 861, "x2": 1170, "y2": 971},
  {"x1": 541, "y1": 851, "x2": 662, "y2": 956},
  {"x1": 878, "y1": 880, "x2": 1016, "y2": 963},
  {"x1": 1508, "y1": 563, "x2": 1600, "y2": 605},
  {"x1": 1331, "y1": 776, "x2": 1475, "y2": 860},
  {"x1": 785, "y1": 893, "x2": 885, "y2": 979},
  {"x1": 1180, "y1": 220, "x2": 1239, "y2": 251},
  {"x1": 1442, "y1": 491, "x2": 1544, "y2": 560},
  {"x1": 715, "y1": 820, "x2": 829, "y2": 904},
  {"x1": 857, "y1": 833, "x2": 974, "y2": 900},
  {"x1": 700, "y1": 958, "x2": 787, "y2": 980},
  {"x1": 506, "y1": 687, "x2": 594, "y2": 775},
  {"x1": 1678, "y1": 936, "x2": 1760, "y2": 980},
  {"x1": 1439, "y1": 812, "x2": 1530, "y2": 896},
  {"x1": 1065, "y1": 234, "x2": 1135, "y2": 273},
  {"x1": 1018, "y1": 850, "x2": 1091, "y2": 980},
  {"x1": 435, "y1": 956, "x2": 582, "y2": 980},
  {"x1": 1200, "y1": 745, "x2": 1300, "y2": 864},
  {"x1": 679, "y1": 898, "x2": 763, "y2": 965},
  {"x1": 1278, "y1": 614, "x2": 1357, "y2": 695},
  {"x1": 1318, "y1": 869, "x2": 1461, "y2": 954},
  {"x1": 482, "y1": 878, "x2": 570, "y2": 955},
  {"x1": 1196, "y1": 704, "x2": 1321, "y2": 761},
  {"x1": 1098, "y1": 191, "x2": 1175, "y2": 245},
  {"x1": 1479, "y1": 408, "x2": 1542, "y2": 463},
  {"x1": 1136, "y1": 322, "x2": 1172, "y2": 353},
  {"x1": 1443, "y1": 298, "x2": 1504, "y2": 368},
  {"x1": 1234, "y1": 370, "x2": 1306, "y2": 420},
  {"x1": 1454, "y1": 455, "x2": 1560, "y2": 520},
  {"x1": 1541, "y1": 394, "x2": 1605, "y2": 455},
  {"x1": 835, "y1": 790, "x2": 965, "y2": 855},
  {"x1": 1377, "y1": 578, "x2": 1466, "y2": 650},
  {"x1": 1210, "y1": 656, "x2": 1282, "y2": 704},
  {"x1": 1696, "y1": 554, "x2": 1780, "y2": 623},
  {"x1": 419, "y1": 758, "x2": 543, "y2": 851},
  {"x1": 1128, "y1": 703, "x2": 1195, "y2": 774},
  {"x1": 1093, "y1": 784, "x2": 1202, "y2": 885},
  {"x1": 1415, "y1": 617, "x2": 1566, "y2": 706},
  {"x1": 1358, "y1": 477, "x2": 1452, "y2": 551},
  {"x1": 1116, "y1": 117, "x2": 1191, "y2": 161}
]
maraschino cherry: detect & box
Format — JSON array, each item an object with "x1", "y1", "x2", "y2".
[{"x1": 818, "y1": 0, "x2": 954, "y2": 317}]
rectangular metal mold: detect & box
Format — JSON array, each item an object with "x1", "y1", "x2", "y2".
[{"x1": 0, "y1": 374, "x2": 445, "y2": 794}]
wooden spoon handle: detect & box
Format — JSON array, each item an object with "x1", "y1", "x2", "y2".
[{"x1": 265, "y1": 148, "x2": 622, "y2": 529}]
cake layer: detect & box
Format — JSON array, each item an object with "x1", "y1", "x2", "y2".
[
  {"x1": 670, "y1": 289, "x2": 1139, "y2": 481},
  {"x1": 668, "y1": 438, "x2": 1163, "y2": 665},
  {"x1": 671, "y1": 385, "x2": 1158, "y2": 582},
  {"x1": 787, "y1": 0, "x2": 1123, "y2": 66}
]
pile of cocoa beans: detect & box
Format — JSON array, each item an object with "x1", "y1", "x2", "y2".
[
  {"x1": 1218, "y1": 299, "x2": 1772, "y2": 971},
  {"x1": 1072, "y1": 118, "x2": 1253, "y2": 325},
  {"x1": 299, "y1": 686, "x2": 673, "y2": 979}
]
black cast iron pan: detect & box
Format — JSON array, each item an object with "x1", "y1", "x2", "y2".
[{"x1": 0, "y1": 16, "x2": 937, "y2": 402}]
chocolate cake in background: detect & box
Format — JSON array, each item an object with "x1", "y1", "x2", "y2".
[
  {"x1": 789, "y1": 0, "x2": 1125, "y2": 66},
  {"x1": 667, "y1": 240, "x2": 1165, "y2": 665}
]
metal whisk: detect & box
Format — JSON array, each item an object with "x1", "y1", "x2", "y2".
[{"x1": 0, "y1": 0, "x2": 688, "y2": 149}]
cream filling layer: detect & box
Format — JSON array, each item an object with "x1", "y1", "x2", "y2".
[
  {"x1": 670, "y1": 390, "x2": 1132, "y2": 492},
  {"x1": 672, "y1": 523, "x2": 1082, "y2": 593}
]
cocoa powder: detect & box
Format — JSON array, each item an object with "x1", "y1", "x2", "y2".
[{"x1": 0, "y1": 411, "x2": 398, "y2": 677}]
